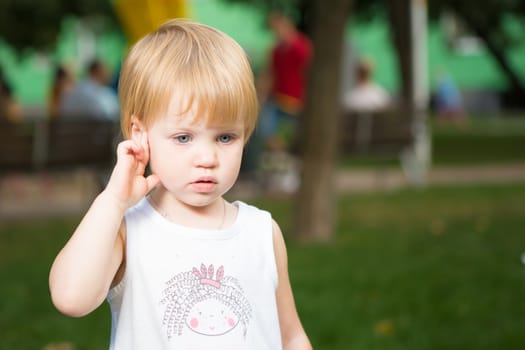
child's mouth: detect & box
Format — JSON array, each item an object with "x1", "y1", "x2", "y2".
[{"x1": 192, "y1": 178, "x2": 217, "y2": 192}]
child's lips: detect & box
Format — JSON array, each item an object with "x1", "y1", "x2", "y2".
[
  {"x1": 191, "y1": 177, "x2": 217, "y2": 192},
  {"x1": 193, "y1": 176, "x2": 217, "y2": 184}
]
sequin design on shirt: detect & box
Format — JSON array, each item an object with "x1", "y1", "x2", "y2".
[{"x1": 159, "y1": 263, "x2": 252, "y2": 339}]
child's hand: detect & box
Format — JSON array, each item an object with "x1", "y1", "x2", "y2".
[{"x1": 104, "y1": 133, "x2": 159, "y2": 211}]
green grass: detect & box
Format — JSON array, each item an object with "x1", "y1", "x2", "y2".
[
  {"x1": 1, "y1": 183, "x2": 525, "y2": 349},
  {"x1": 0, "y1": 219, "x2": 111, "y2": 350},
  {"x1": 431, "y1": 116, "x2": 525, "y2": 165},
  {"x1": 260, "y1": 183, "x2": 525, "y2": 349},
  {"x1": 339, "y1": 116, "x2": 525, "y2": 167}
]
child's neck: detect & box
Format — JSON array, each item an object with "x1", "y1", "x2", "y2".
[{"x1": 148, "y1": 190, "x2": 228, "y2": 230}]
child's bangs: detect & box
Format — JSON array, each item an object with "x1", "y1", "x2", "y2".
[
  {"x1": 177, "y1": 65, "x2": 251, "y2": 129},
  {"x1": 126, "y1": 20, "x2": 259, "y2": 139}
]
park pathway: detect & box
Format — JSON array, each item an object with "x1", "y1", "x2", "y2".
[
  {"x1": 1, "y1": 163, "x2": 525, "y2": 220},
  {"x1": 335, "y1": 162, "x2": 525, "y2": 193}
]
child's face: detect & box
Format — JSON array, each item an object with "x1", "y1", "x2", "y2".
[{"x1": 143, "y1": 93, "x2": 245, "y2": 208}]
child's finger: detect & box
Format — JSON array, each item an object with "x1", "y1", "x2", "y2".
[
  {"x1": 116, "y1": 140, "x2": 144, "y2": 161},
  {"x1": 145, "y1": 174, "x2": 160, "y2": 192}
]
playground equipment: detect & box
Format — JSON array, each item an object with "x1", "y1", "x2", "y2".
[{"x1": 114, "y1": 0, "x2": 189, "y2": 44}]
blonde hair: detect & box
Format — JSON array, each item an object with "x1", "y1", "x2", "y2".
[{"x1": 118, "y1": 19, "x2": 259, "y2": 141}]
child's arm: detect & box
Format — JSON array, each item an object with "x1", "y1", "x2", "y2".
[
  {"x1": 49, "y1": 135, "x2": 159, "y2": 317},
  {"x1": 273, "y1": 220, "x2": 313, "y2": 350}
]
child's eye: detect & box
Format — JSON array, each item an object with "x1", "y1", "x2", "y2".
[
  {"x1": 175, "y1": 134, "x2": 191, "y2": 143},
  {"x1": 217, "y1": 134, "x2": 235, "y2": 143}
]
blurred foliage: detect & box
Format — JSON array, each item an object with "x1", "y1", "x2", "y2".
[
  {"x1": 0, "y1": 0, "x2": 524, "y2": 56},
  {"x1": 429, "y1": 0, "x2": 525, "y2": 44},
  {"x1": 223, "y1": 0, "x2": 380, "y2": 33},
  {"x1": 0, "y1": 0, "x2": 118, "y2": 53},
  {"x1": 225, "y1": 0, "x2": 525, "y2": 45},
  {"x1": 430, "y1": 0, "x2": 525, "y2": 96},
  {"x1": 226, "y1": 0, "x2": 525, "y2": 96}
]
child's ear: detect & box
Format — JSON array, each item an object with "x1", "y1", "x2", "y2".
[{"x1": 130, "y1": 116, "x2": 145, "y2": 143}]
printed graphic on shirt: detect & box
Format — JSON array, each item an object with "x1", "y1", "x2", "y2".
[{"x1": 159, "y1": 263, "x2": 252, "y2": 340}]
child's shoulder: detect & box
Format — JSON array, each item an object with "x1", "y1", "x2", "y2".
[
  {"x1": 234, "y1": 200, "x2": 271, "y2": 217},
  {"x1": 233, "y1": 200, "x2": 274, "y2": 227}
]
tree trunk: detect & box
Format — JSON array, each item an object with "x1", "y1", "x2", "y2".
[
  {"x1": 386, "y1": 0, "x2": 414, "y2": 115},
  {"x1": 294, "y1": 0, "x2": 352, "y2": 242}
]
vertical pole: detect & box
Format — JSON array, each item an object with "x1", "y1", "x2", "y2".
[{"x1": 402, "y1": 0, "x2": 431, "y2": 186}]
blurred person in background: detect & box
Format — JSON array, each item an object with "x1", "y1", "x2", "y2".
[
  {"x1": 343, "y1": 58, "x2": 391, "y2": 152},
  {"x1": 257, "y1": 11, "x2": 313, "y2": 153},
  {"x1": 0, "y1": 66, "x2": 22, "y2": 123},
  {"x1": 59, "y1": 59, "x2": 119, "y2": 120},
  {"x1": 343, "y1": 58, "x2": 391, "y2": 113},
  {"x1": 433, "y1": 70, "x2": 466, "y2": 126},
  {"x1": 256, "y1": 11, "x2": 313, "y2": 194},
  {"x1": 47, "y1": 64, "x2": 76, "y2": 119}
]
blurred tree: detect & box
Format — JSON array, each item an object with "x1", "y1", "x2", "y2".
[
  {"x1": 429, "y1": 0, "x2": 525, "y2": 99},
  {"x1": 227, "y1": 0, "x2": 525, "y2": 242},
  {"x1": 355, "y1": 0, "x2": 525, "y2": 99},
  {"x1": 0, "y1": 0, "x2": 118, "y2": 53},
  {"x1": 294, "y1": 0, "x2": 352, "y2": 241},
  {"x1": 226, "y1": 0, "x2": 353, "y2": 241}
]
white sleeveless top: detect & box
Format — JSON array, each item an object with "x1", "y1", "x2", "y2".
[{"x1": 107, "y1": 198, "x2": 282, "y2": 349}]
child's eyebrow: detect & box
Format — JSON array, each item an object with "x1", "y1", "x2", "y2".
[{"x1": 208, "y1": 123, "x2": 244, "y2": 131}]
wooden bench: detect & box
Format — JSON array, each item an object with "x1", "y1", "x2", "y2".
[
  {"x1": 0, "y1": 118, "x2": 120, "y2": 180},
  {"x1": 340, "y1": 109, "x2": 413, "y2": 155}
]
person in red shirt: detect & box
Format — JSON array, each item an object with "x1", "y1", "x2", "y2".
[{"x1": 257, "y1": 12, "x2": 313, "y2": 152}]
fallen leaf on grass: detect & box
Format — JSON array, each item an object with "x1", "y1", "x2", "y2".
[
  {"x1": 42, "y1": 342, "x2": 74, "y2": 350},
  {"x1": 374, "y1": 318, "x2": 395, "y2": 336}
]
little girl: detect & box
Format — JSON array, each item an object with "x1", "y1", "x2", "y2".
[{"x1": 49, "y1": 19, "x2": 312, "y2": 349}]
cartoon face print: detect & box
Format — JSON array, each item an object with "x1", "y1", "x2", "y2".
[
  {"x1": 186, "y1": 298, "x2": 240, "y2": 336},
  {"x1": 159, "y1": 263, "x2": 252, "y2": 340}
]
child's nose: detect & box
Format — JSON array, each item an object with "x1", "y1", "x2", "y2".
[{"x1": 193, "y1": 143, "x2": 218, "y2": 168}]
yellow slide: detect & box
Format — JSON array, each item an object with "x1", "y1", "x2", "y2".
[{"x1": 114, "y1": 0, "x2": 190, "y2": 44}]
